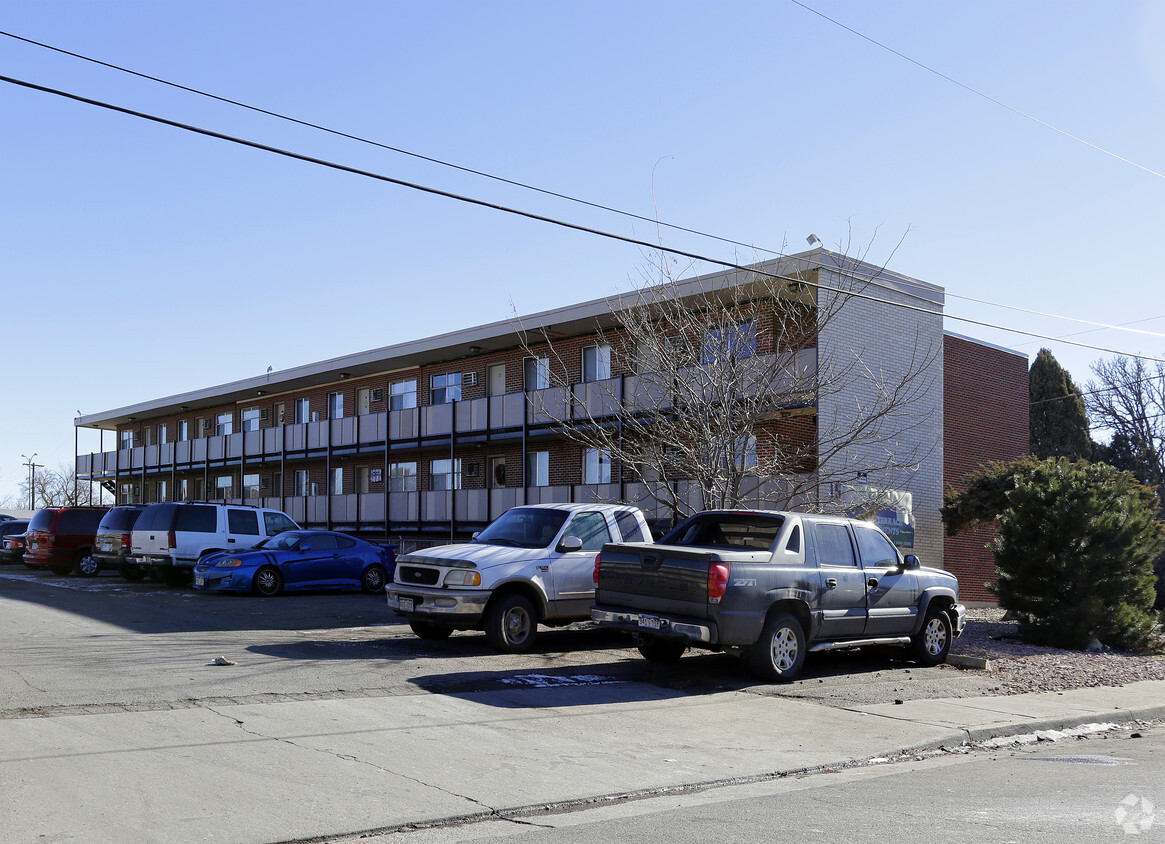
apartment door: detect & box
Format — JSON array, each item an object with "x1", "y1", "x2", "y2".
[
  {"x1": 488, "y1": 456, "x2": 506, "y2": 488},
  {"x1": 356, "y1": 388, "x2": 372, "y2": 415},
  {"x1": 488, "y1": 363, "x2": 506, "y2": 397}
]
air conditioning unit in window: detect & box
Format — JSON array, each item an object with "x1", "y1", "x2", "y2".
[
  {"x1": 464, "y1": 371, "x2": 478, "y2": 387},
  {"x1": 371, "y1": 389, "x2": 384, "y2": 402},
  {"x1": 260, "y1": 409, "x2": 269, "y2": 420},
  {"x1": 202, "y1": 420, "x2": 213, "y2": 431},
  {"x1": 465, "y1": 461, "x2": 480, "y2": 477},
  {"x1": 261, "y1": 478, "x2": 270, "y2": 489}
]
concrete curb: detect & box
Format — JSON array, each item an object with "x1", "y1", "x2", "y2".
[{"x1": 946, "y1": 653, "x2": 991, "y2": 670}]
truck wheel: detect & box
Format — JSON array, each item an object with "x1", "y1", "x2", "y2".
[
  {"x1": 745, "y1": 611, "x2": 806, "y2": 682},
  {"x1": 74, "y1": 553, "x2": 99, "y2": 577},
  {"x1": 409, "y1": 620, "x2": 454, "y2": 640},
  {"x1": 484, "y1": 594, "x2": 538, "y2": 653},
  {"x1": 910, "y1": 605, "x2": 952, "y2": 666},
  {"x1": 119, "y1": 565, "x2": 147, "y2": 582},
  {"x1": 637, "y1": 638, "x2": 687, "y2": 663}
]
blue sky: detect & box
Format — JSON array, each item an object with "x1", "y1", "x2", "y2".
[{"x1": 2, "y1": 1, "x2": 1164, "y2": 503}]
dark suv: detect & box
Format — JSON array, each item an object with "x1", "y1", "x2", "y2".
[
  {"x1": 24, "y1": 507, "x2": 110, "y2": 575},
  {"x1": 0, "y1": 519, "x2": 30, "y2": 563},
  {"x1": 90, "y1": 505, "x2": 149, "y2": 578}
]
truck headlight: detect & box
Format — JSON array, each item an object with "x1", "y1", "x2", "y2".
[{"x1": 444, "y1": 570, "x2": 481, "y2": 587}]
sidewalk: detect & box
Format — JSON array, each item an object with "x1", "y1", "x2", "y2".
[{"x1": 2, "y1": 679, "x2": 1163, "y2": 844}]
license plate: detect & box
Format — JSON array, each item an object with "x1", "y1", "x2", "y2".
[
  {"x1": 194, "y1": 576, "x2": 204, "y2": 587},
  {"x1": 637, "y1": 615, "x2": 662, "y2": 630},
  {"x1": 398, "y1": 596, "x2": 415, "y2": 612},
  {"x1": 101, "y1": 542, "x2": 112, "y2": 552}
]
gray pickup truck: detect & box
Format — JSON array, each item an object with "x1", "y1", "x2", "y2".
[{"x1": 591, "y1": 509, "x2": 965, "y2": 682}]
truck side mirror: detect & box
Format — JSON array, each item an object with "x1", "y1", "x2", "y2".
[
  {"x1": 557, "y1": 536, "x2": 583, "y2": 553},
  {"x1": 903, "y1": 554, "x2": 921, "y2": 570}
]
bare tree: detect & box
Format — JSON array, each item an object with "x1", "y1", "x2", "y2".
[
  {"x1": 1087, "y1": 356, "x2": 1165, "y2": 506},
  {"x1": 517, "y1": 249, "x2": 940, "y2": 522},
  {"x1": 24, "y1": 464, "x2": 110, "y2": 508}
]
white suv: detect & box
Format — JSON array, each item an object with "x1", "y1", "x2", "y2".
[{"x1": 127, "y1": 502, "x2": 299, "y2": 586}]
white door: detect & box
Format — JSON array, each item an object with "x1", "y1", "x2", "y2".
[
  {"x1": 488, "y1": 363, "x2": 506, "y2": 397},
  {"x1": 357, "y1": 388, "x2": 372, "y2": 415}
]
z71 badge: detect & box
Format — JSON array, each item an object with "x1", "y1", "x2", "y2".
[{"x1": 732, "y1": 578, "x2": 757, "y2": 587}]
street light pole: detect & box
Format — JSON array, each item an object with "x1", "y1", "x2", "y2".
[{"x1": 21, "y1": 453, "x2": 38, "y2": 511}]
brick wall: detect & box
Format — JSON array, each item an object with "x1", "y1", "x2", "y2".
[{"x1": 942, "y1": 333, "x2": 1029, "y2": 603}]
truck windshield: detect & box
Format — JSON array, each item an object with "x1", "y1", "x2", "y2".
[
  {"x1": 661, "y1": 513, "x2": 784, "y2": 550},
  {"x1": 475, "y1": 508, "x2": 569, "y2": 549}
]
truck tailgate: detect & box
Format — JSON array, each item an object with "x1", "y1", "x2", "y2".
[{"x1": 597, "y1": 543, "x2": 721, "y2": 618}]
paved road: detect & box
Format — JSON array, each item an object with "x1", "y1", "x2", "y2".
[
  {"x1": 0, "y1": 566, "x2": 997, "y2": 719},
  {"x1": 354, "y1": 730, "x2": 1165, "y2": 844}
]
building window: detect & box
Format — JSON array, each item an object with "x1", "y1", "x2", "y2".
[
  {"x1": 119, "y1": 482, "x2": 137, "y2": 504},
  {"x1": 524, "y1": 356, "x2": 549, "y2": 390},
  {"x1": 294, "y1": 470, "x2": 309, "y2": 496},
  {"x1": 431, "y1": 373, "x2": 461, "y2": 404},
  {"x1": 156, "y1": 480, "x2": 168, "y2": 503},
  {"x1": 582, "y1": 345, "x2": 611, "y2": 382},
  {"x1": 294, "y1": 398, "x2": 310, "y2": 424},
  {"x1": 526, "y1": 450, "x2": 549, "y2": 487},
  {"x1": 329, "y1": 468, "x2": 343, "y2": 495},
  {"x1": 327, "y1": 392, "x2": 344, "y2": 419},
  {"x1": 120, "y1": 430, "x2": 135, "y2": 449},
  {"x1": 389, "y1": 461, "x2": 417, "y2": 492},
  {"x1": 176, "y1": 420, "x2": 189, "y2": 441},
  {"x1": 583, "y1": 448, "x2": 612, "y2": 484},
  {"x1": 216, "y1": 412, "x2": 234, "y2": 436},
  {"x1": 703, "y1": 322, "x2": 756, "y2": 365},
  {"x1": 431, "y1": 458, "x2": 462, "y2": 491},
  {"x1": 241, "y1": 408, "x2": 261, "y2": 432},
  {"x1": 243, "y1": 473, "x2": 260, "y2": 499},
  {"x1": 215, "y1": 475, "x2": 233, "y2": 499},
  {"x1": 177, "y1": 479, "x2": 188, "y2": 501},
  {"x1": 390, "y1": 379, "x2": 417, "y2": 410},
  {"x1": 157, "y1": 423, "x2": 168, "y2": 445}
]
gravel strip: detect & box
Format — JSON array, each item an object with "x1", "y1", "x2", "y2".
[{"x1": 951, "y1": 608, "x2": 1165, "y2": 695}]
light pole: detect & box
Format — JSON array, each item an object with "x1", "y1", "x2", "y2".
[{"x1": 21, "y1": 453, "x2": 38, "y2": 510}]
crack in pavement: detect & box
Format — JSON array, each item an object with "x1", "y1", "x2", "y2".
[{"x1": 203, "y1": 706, "x2": 500, "y2": 817}]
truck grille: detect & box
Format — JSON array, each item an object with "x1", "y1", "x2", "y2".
[{"x1": 397, "y1": 566, "x2": 439, "y2": 586}]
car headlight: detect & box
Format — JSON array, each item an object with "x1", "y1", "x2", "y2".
[
  {"x1": 215, "y1": 559, "x2": 244, "y2": 568},
  {"x1": 444, "y1": 570, "x2": 481, "y2": 587}
]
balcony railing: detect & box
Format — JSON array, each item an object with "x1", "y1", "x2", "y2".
[{"x1": 77, "y1": 349, "x2": 816, "y2": 480}]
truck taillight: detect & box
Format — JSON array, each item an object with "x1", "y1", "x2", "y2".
[
  {"x1": 593, "y1": 553, "x2": 602, "y2": 584},
  {"x1": 167, "y1": 530, "x2": 176, "y2": 549},
  {"x1": 121, "y1": 534, "x2": 132, "y2": 547},
  {"x1": 708, "y1": 562, "x2": 730, "y2": 604}
]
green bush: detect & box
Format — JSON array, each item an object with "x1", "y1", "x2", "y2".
[{"x1": 991, "y1": 459, "x2": 1162, "y2": 651}]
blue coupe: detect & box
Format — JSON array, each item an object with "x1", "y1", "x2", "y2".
[{"x1": 192, "y1": 530, "x2": 397, "y2": 596}]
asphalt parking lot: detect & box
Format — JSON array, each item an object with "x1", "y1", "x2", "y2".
[{"x1": 0, "y1": 565, "x2": 999, "y2": 719}]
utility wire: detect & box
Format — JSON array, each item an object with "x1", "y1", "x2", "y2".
[
  {"x1": 5, "y1": 28, "x2": 1164, "y2": 344},
  {"x1": 3, "y1": 72, "x2": 1165, "y2": 365},
  {"x1": 790, "y1": 0, "x2": 1165, "y2": 181}
]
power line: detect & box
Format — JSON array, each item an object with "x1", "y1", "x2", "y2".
[
  {"x1": 3, "y1": 72, "x2": 1165, "y2": 366},
  {"x1": 5, "y1": 28, "x2": 1164, "y2": 347},
  {"x1": 789, "y1": 0, "x2": 1165, "y2": 181}
]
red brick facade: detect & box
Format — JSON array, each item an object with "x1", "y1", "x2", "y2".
[{"x1": 942, "y1": 333, "x2": 1029, "y2": 604}]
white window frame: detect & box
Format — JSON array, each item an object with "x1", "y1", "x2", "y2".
[
  {"x1": 526, "y1": 450, "x2": 549, "y2": 487},
  {"x1": 389, "y1": 461, "x2": 417, "y2": 492},
  {"x1": 390, "y1": 379, "x2": 418, "y2": 411},
  {"x1": 294, "y1": 470, "x2": 310, "y2": 497},
  {"x1": 294, "y1": 398, "x2": 311, "y2": 424},
  {"x1": 583, "y1": 448, "x2": 612, "y2": 484},
  {"x1": 216, "y1": 412, "x2": 234, "y2": 437},
  {"x1": 431, "y1": 372, "x2": 462, "y2": 405},
  {"x1": 524, "y1": 356, "x2": 550, "y2": 390},
  {"x1": 582, "y1": 344, "x2": 611, "y2": 383},
  {"x1": 430, "y1": 458, "x2": 462, "y2": 491},
  {"x1": 327, "y1": 391, "x2": 344, "y2": 420}
]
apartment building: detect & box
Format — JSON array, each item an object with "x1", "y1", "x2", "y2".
[{"x1": 75, "y1": 250, "x2": 1024, "y2": 577}]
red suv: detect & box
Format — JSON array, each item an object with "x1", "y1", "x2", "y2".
[{"x1": 24, "y1": 507, "x2": 110, "y2": 575}]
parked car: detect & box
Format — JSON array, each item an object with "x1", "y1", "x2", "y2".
[
  {"x1": 192, "y1": 530, "x2": 397, "y2": 596},
  {"x1": 388, "y1": 503, "x2": 652, "y2": 652},
  {"x1": 0, "y1": 520, "x2": 29, "y2": 564},
  {"x1": 128, "y1": 502, "x2": 299, "y2": 586},
  {"x1": 23, "y1": 507, "x2": 110, "y2": 575},
  {"x1": 90, "y1": 505, "x2": 149, "y2": 578},
  {"x1": 592, "y1": 509, "x2": 966, "y2": 682}
]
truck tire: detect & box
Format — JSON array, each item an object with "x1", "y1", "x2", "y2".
[
  {"x1": 409, "y1": 620, "x2": 454, "y2": 640},
  {"x1": 637, "y1": 638, "x2": 687, "y2": 663},
  {"x1": 73, "y1": 552, "x2": 99, "y2": 577},
  {"x1": 484, "y1": 594, "x2": 538, "y2": 653},
  {"x1": 745, "y1": 611, "x2": 806, "y2": 682},
  {"x1": 910, "y1": 605, "x2": 952, "y2": 666}
]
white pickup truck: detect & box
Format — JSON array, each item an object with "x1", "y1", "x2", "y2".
[{"x1": 387, "y1": 503, "x2": 652, "y2": 652}]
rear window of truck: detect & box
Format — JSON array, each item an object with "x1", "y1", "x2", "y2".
[{"x1": 663, "y1": 513, "x2": 784, "y2": 550}]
